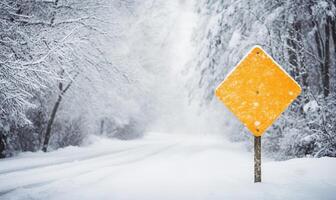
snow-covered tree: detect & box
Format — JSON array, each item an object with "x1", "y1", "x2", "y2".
[{"x1": 0, "y1": 0, "x2": 154, "y2": 156}]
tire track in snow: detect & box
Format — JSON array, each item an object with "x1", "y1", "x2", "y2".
[
  {"x1": 0, "y1": 144, "x2": 148, "y2": 175},
  {"x1": 0, "y1": 142, "x2": 180, "y2": 197}
]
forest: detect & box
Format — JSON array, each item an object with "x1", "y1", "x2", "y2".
[{"x1": 0, "y1": 0, "x2": 335, "y2": 160}]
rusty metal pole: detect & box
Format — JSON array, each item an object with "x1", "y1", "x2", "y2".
[{"x1": 254, "y1": 136, "x2": 261, "y2": 183}]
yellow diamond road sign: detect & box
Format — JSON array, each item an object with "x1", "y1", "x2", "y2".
[{"x1": 215, "y1": 46, "x2": 301, "y2": 136}]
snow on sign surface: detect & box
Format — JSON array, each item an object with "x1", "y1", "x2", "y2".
[{"x1": 215, "y1": 46, "x2": 301, "y2": 136}]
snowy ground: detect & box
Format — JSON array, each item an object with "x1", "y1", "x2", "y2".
[{"x1": 0, "y1": 133, "x2": 335, "y2": 200}]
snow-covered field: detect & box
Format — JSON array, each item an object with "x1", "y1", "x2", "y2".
[{"x1": 0, "y1": 133, "x2": 335, "y2": 200}]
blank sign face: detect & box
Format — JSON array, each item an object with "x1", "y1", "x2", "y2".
[{"x1": 215, "y1": 46, "x2": 301, "y2": 136}]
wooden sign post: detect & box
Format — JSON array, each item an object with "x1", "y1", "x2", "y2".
[
  {"x1": 254, "y1": 136, "x2": 261, "y2": 182},
  {"x1": 215, "y1": 46, "x2": 301, "y2": 183}
]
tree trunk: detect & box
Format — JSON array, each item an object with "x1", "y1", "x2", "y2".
[
  {"x1": 331, "y1": 18, "x2": 336, "y2": 57},
  {"x1": 0, "y1": 133, "x2": 6, "y2": 158},
  {"x1": 42, "y1": 77, "x2": 74, "y2": 152},
  {"x1": 294, "y1": 21, "x2": 308, "y2": 88},
  {"x1": 314, "y1": 22, "x2": 324, "y2": 94},
  {"x1": 322, "y1": 16, "x2": 331, "y2": 97},
  {"x1": 100, "y1": 119, "x2": 105, "y2": 135},
  {"x1": 286, "y1": 13, "x2": 299, "y2": 78},
  {"x1": 42, "y1": 92, "x2": 62, "y2": 152}
]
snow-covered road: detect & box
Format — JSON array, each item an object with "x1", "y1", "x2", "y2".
[{"x1": 0, "y1": 133, "x2": 335, "y2": 200}]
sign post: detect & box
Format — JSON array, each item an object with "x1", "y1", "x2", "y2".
[
  {"x1": 254, "y1": 136, "x2": 261, "y2": 182},
  {"x1": 215, "y1": 46, "x2": 301, "y2": 183}
]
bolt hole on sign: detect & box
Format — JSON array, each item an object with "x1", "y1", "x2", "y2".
[{"x1": 215, "y1": 45, "x2": 301, "y2": 182}]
